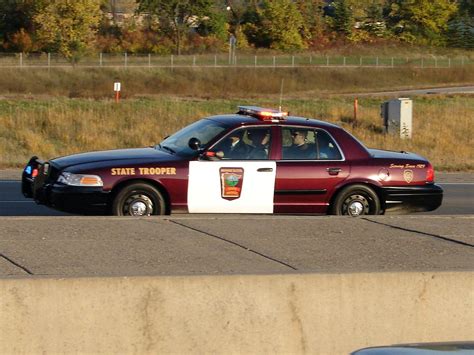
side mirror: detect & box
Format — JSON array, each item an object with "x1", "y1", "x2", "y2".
[{"x1": 188, "y1": 137, "x2": 201, "y2": 151}]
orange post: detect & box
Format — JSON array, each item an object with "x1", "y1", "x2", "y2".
[
  {"x1": 115, "y1": 90, "x2": 120, "y2": 103},
  {"x1": 353, "y1": 98, "x2": 358, "y2": 122}
]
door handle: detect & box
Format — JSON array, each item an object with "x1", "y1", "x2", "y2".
[
  {"x1": 326, "y1": 167, "x2": 342, "y2": 175},
  {"x1": 257, "y1": 168, "x2": 273, "y2": 172}
]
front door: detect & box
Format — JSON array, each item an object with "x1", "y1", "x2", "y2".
[
  {"x1": 188, "y1": 161, "x2": 276, "y2": 213},
  {"x1": 187, "y1": 126, "x2": 276, "y2": 213}
]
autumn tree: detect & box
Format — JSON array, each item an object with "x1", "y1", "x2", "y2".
[
  {"x1": 33, "y1": 0, "x2": 102, "y2": 59},
  {"x1": 294, "y1": 0, "x2": 327, "y2": 45},
  {"x1": 387, "y1": 0, "x2": 458, "y2": 45},
  {"x1": 137, "y1": 0, "x2": 213, "y2": 55},
  {"x1": 255, "y1": 0, "x2": 306, "y2": 50},
  {"x1": 0, "y1": 0, "x2": 44, "y2": 51}
]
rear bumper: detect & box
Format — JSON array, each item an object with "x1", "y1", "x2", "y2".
[{"x1": 382, "y1": 184, "x2": 443, "y2": 213}]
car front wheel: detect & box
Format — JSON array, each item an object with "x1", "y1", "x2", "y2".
[
  {"x1": 331, "y1": 184, "x2": 381, "y2": 216},
  {"x1": 112, "y1": 182, "x2": 166, "y2": 216}
]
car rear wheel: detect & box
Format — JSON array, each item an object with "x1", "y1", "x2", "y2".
[
  {"x1": 331, "y1": 184, "x2": 381, "y2": 216},
  {"x1": 112, "y1": 183, "x2": 166, "y2": 216}
]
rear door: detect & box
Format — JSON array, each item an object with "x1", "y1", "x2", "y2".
[{"x1": 274, "y1": 127, "x2": 350, "y2": 213}]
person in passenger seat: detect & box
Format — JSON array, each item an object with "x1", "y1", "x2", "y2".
[{"x1": 285, "y1": 129, "x2": 313, "y2": 159}]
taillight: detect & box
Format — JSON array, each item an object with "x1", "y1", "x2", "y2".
[{"x1": 426, "y1": 164, "x2": 434, "y2": 183}]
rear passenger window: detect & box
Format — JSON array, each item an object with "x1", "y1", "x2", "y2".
[{"x1": 281, "y1": 128, "x2": 342, "y2": 160}]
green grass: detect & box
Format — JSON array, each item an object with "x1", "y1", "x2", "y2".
[{"x1": 1, "y1": 95, "x2": 473, "y2": 171}]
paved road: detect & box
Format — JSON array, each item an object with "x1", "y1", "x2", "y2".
[
  {"x1": 0, "y1": 180, "x2": 472, "y2": 216},
  {"x1": 0, "y1": 215, "x2": 472, "y2": 278}
]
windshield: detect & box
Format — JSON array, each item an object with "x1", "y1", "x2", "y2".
[{"x1": 157, "y1": 118, "x2": 229, "y2": 157}]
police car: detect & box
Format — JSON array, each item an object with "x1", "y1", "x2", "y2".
[{"x1": 22, "y1": 106, "x2": 443, "y2": 216}]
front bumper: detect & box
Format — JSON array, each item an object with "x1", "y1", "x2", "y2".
[
  {"x1": 48, "y1": 184, "x2": 109, "y2": 214},
  {"x1": 382, "y1": 184, "x2": 443, "y2": 213},
  {"x1": 22, "y1": 157, "x2": 109, "y2": 214}
]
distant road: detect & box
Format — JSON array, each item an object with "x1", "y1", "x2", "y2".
[{"x1": 349, "y1": 85, "x2": 474, "y2": 97}]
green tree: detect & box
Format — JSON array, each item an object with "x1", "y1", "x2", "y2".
[
  {"x1": 257, "y1": 0, "x2": 306, "y2": 50},
  {"x1": 329, "y1": 0, "x2": 354, "y2": 37},
  {"x1": 33, "y1": 0, "x2": 102, "y2": 59},
  {"x1": 387, "y1": 0, "x2": 458, "y2": 45},
  {"x1": 458, "y1": 0, "x2": 474, "y2": 17},
  {"x1": 447, "y1": 0, "x2": 474, "y2": 48},
  {"x1": 138, "y1": 0, "x2": 213, "y2": 55}
]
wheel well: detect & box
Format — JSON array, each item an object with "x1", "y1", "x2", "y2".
[
  {"x1": 328, "y1": 182, "x2": 385, "y2": 214},
  {"x1": 108, "y1": 179, "x2": 171, "y2": 214}
]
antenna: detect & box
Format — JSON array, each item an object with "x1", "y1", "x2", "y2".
[{"x1": 279, "y1": 78, "x2": 284, "y2": 112}]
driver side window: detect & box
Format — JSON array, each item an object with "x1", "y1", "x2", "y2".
[{"x1": 209, "y1": 127, "x2": 272, "y2": 160}]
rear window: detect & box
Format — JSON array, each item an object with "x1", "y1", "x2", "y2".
[{"x1": 281, "y1": 127, "x2": 342, "y2": 160}]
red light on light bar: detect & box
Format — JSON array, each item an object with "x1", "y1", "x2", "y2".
[
  {"x1": 238, "y1": 106, "x2": 288, "y2": 120},
  {"x1": 32, "y1": 169, "x2": 38, "y2": 178}
]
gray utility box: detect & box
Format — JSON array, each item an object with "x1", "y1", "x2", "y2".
[{"x1": 380, "y1": 98, "x2": 413, "y2": 138}]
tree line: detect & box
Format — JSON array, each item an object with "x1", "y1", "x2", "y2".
[{"x1": 0, "y1": 0, "x2": 472, "y2": 60}]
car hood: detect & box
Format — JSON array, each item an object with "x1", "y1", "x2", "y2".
[{"x1": 51, "y1": 147, "x2": 175, "y2": 169}]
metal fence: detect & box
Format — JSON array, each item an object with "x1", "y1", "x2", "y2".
[{"x1": 0, "y1": 52, "x2": 472, "y2": 69}]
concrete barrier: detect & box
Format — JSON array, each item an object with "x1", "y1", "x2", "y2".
[{"x1": 1, "y1": 272, "x2": 472, "y2": 354}]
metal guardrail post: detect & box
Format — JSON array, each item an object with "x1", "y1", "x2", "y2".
[
  {"x1": 360, "y1": 57, "x2": 362, "y2": 66},
  {"x1": 391, "y1": 57, "x2": 394, "y2": 68},
  {"x1": 448, "y1": 58, "x2": 451, "y2": 68},
  {"x1": 171, "y1": 55, "x2": 174, "y2": 69},
  {"x1": 48, "y1": 53, "x2": 51, "y2": 69},
  {"x1": 326, "y1": 56, "x2": 329, "y2": 66},
  {"x1": 273, "y1": 56, "x2": 276, "y2": 68},
  {"x1": 255, "y1": 55, "x2": 257, "y2": 67},
  {"x1": 100, "y1": 53, "x2": 103, "y2": 67},
  {"x1": 124, "y1": 52, "x2": 128, "y2": 68},
  {"x1": 193, "y1": 55, "x2": 196, "y2": 67},
  {"x1": 214, "y1": 55, "x2": 217, "y2": 67},
  {"x1": 148, "y1": 53, "x2": 151, "y2": 68},
  {"x1": 376, "y1": 57, "x2": 378, "y2": 67},
  {"x1": 343, "y1": 57, "x2": 346, "y2": 66},
  {"x1": 292, "y1": 55, "x2": 295, "y2": 67},
  {"x1": 19, "y1": 53, "x2": 23, "y2": 68}
]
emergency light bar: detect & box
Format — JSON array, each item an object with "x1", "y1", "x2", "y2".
[{"x1": 238, "y1": 106, "x2": 288, "y2": 121}]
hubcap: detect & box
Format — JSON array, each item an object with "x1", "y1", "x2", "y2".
[
  {"x1": 123, "y1": 194, "x2": 154, "y2": 216},
  {"x1": 343, "y1": 194, "x2": 370, "y2": 216},
  {"x1": 131, "y1": 201, "x2": 147, "y2": 216},
  {"x1": 348, "y1": 201, "x2": 364, "y2": 216}
]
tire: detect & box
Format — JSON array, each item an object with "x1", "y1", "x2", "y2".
[
  {"x1": 331, "y1": 184, "x2": 381, "y2": 216},
  {"x1": 111, "y1": 182, "x2": 166, "y2": 216}
]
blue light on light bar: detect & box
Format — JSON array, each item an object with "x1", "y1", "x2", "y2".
[{"x1": 25, "y1": 166, "x2": 32, "y2": 175}]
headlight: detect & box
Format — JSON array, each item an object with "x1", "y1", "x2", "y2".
[{"x1": 57, "y1": 172, "x2": 103, "y2": 187}]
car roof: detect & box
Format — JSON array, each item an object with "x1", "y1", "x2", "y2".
[{"x1": 206, "y1": 114, "x2": 341, "y2": 130}]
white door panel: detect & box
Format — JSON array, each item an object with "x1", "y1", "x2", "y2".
[{"x1": 188, "y1": 161, "x2": 276, "y2": 213}]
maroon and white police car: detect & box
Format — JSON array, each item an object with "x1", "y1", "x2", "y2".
[{"x1": 22, "y1": 106, "x2": 443, "y2": 216}]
